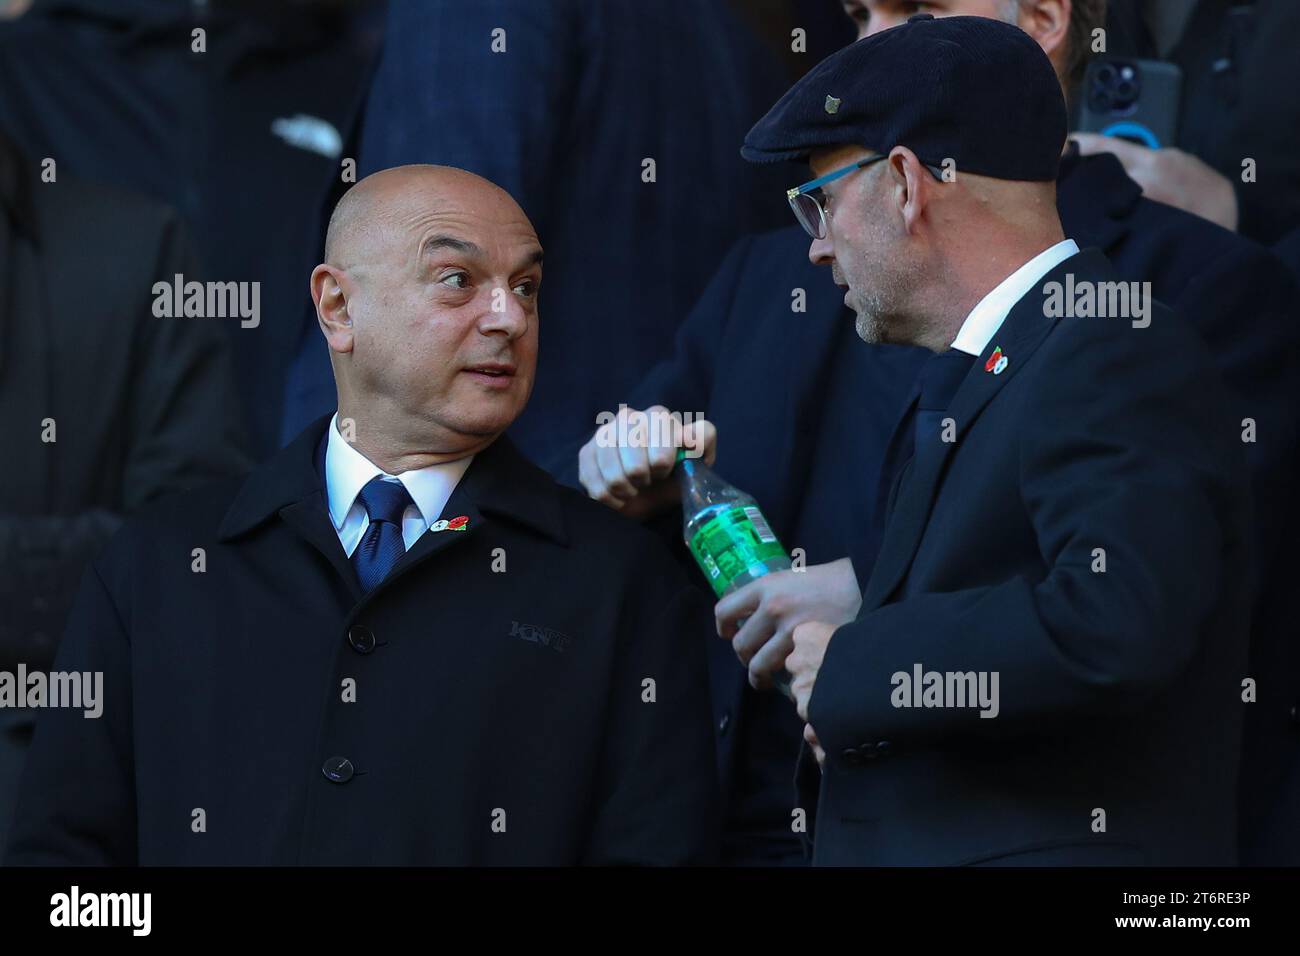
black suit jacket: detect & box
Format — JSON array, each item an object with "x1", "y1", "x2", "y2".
[
  {"x1": 5, "y1": 415, "x2": 719, "y2": 865},
  {"x1": 560, "y1": 149, "x2": 1298, "y2": 863},
  {"x1": 803, "y1": 249, "x2": 1253, "y2": 866}
]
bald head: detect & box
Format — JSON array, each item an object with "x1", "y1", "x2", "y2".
[
  {"x1": 311, "y1": 164, "x2": 543, "y2": 470},
  {"x1": 323, "y1": 164, "x2": 534, "y2": 270}
]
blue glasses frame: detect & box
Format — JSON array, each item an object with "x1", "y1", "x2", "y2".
[{"x1": 787, "y1": 155, "x2": 946, "y2": 239}]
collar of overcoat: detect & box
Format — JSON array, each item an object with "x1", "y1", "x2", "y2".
[{"x1": 217, "y1": 413, "x2": 569, "y2": 601}]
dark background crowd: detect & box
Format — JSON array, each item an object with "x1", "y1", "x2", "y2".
[{"x1": 1, "y1": 0, "x2": 1297, "y2": 866}]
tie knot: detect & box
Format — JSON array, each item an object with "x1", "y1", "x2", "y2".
[
  {"x1": 356, "y1": 476, "x2": 414, "y2": 527},
  {"x1": 917, "y1": 348, "x2": 975, "y2": 411}
]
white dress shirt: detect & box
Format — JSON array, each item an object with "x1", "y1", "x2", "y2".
[
  {"x1": 949, "y1": 238, "x2": 1080, "y2": 357},
  {"x1": 324, "y1": 413, "x2": 474, "y2": 558}
]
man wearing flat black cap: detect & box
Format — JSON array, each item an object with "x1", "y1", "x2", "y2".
[
  {"x1": 747, "y1": 14, "x2": 1252, "y2": 865},
  {"x1": 571, "y1": 2, "x2": 1297, "y2": 866}
]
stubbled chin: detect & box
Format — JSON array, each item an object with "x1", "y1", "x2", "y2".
[{"x1": 855, "y1": 312, "x2": 884, "y2": 345}]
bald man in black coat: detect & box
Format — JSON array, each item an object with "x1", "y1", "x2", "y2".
[{"x1": 5, "y1": 166, "x2": 718, "y2": 866}]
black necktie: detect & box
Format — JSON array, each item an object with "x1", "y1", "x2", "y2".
[
  {"x1": 873, "y1": 348, "x2": 976, "y2": 532},
  {"x1": 351, "y1": 476, "x2": 414, "y2": 593},
  {"x1": 913, "y1": 347, "x2": 977, "y2": 454}
]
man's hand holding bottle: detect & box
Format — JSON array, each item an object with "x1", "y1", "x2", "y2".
[
  {"x1": 577, "y1": 405, "x2": 860, "y2": 705},
  {"x1": 577, "y1": 404, "x2": 717, "y2": 520},
  {"x1": 715, "y1": 558, "x2": 861, "y2": 692}
]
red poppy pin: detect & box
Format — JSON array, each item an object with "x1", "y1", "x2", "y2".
[
  {"x1": 431, "y1": 515, "x2": 470, "y2": 533},
  {"x1": 985, "y1": 346, "x2": 1009, "y2": 375}
]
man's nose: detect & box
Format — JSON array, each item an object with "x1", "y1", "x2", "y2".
[
  {"x1": 808, "y1": 233, "x2": 835, "y2": 267},
  {"x1": 479, "y1": 287, "x2": 530, "y2": 337}
]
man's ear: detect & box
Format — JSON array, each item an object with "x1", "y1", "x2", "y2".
[
  {"x1": 1017, "y1": 0, "x2": 1070, "y2": 74},
  {"x1": 311, "y1": 263, "x2": 354, "y2": 355},
  {"x1": 886, "y1": 145, "x2": 933, "y2": 234}
]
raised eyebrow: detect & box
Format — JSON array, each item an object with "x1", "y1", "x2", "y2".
[{"x1": 422, "y1": 235, "x2": 484, "y2": 259}]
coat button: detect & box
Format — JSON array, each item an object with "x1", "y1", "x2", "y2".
[
  {"x1": 875, "y1": 740, "x2": 892, "y2": 757},
  {"x1": 718, "y1": 712, "x2": 731, "y2": 736},
  {"x1": 322, "y1": 756, "x2": 354, "y2": 783},
  {"x1": 839, "y1": 747, "x2": 863, "y2": 767},
  {"x1": 347, "y1": 624, "x2": 376, "y2": 654},
  {"x1": 1290, "y1": 702, "x2": 1299, "y2": 728}
]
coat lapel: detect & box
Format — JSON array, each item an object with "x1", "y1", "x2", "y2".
[
  {"x1": 219, "y1": 415, "x2": 359, "y2": 595},
  {"x1": 860, "y1": 251, "x2": 1102, "y2": 611},
  {"x1": 278, "y1": 494, "x2": 361, "y2": 601},
  {"x1": 220, "y1": 417, "x2": 569, "y2": 608},
  {"x1": 353, "y1": 432, "x2": 566, "y2": 608},
  {"x1": 361, "y1": 485, "x2": 483, "y2": 606}
]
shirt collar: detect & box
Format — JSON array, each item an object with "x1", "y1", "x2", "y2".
[
  {"x1": 949, "y1": 238, "x2": 1080, "y2": 357},
  {"x1": 219, "y1": 413, "x2": 568, "y2": 547},
  {"x1": 324, "y1": 413, "x2": 474, "y2": 530}
]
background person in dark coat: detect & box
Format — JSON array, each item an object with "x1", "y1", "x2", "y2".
[
  {"x1": 570, "y1": 0, "x2": 1297, "y2": 864},
  {"x1": 0, "y1": 132, "x2": 249, "y2": 854},
  {"x1": 0, "y1": 0, "x2": 386, "y2": 457},
  {"x1": 1084, "y1": 0, "x2": 1300, "y2": 248},
  {"x1": 4, "y1": 165, "x2": 718, "y2": 866}
]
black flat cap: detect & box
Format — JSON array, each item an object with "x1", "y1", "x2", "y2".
[{"x1": 742, "y1": 14, "x2": 1067, "y2": 182}]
